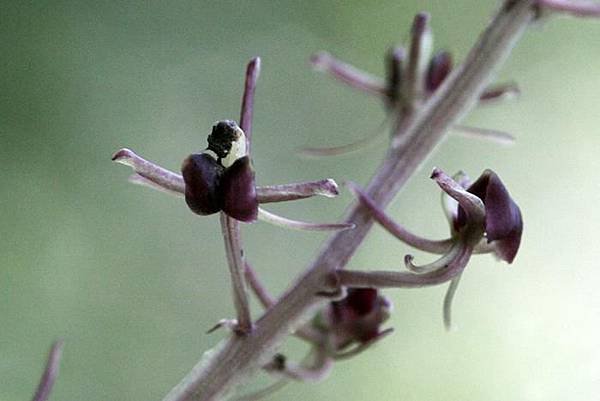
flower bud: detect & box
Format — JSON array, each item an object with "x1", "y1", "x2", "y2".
[
  {"x1": 426, "y1": 51, "x2": 453, "y2": 92},
  {"x1": 328, "y1": 288, "x2": 392, "y2": 348}
]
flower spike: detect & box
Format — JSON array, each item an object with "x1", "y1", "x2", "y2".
[{"x1": 307, "y1": 12, "x2": 518, "y2": 158}]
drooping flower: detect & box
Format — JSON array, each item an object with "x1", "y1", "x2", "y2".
[
  {"x1": 346, "y1": 168, "x2": 522, "y2": 329},
  {"x1": 455, "y1": 169, "x2": 523, "y2": 263},
  {"x1": 328, "y1": 288, "x2": 392, "y2": 347}
]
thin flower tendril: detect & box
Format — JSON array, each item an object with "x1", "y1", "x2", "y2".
[
  {"x1": 299, "y1": 117, "x2": 391, "y2": 157},
  {"x1": 258, "y1": 208, "x2": 355, "y2": 232},
  {"x1": 404, "y1": 240, "x2": 465, "y2": 274},
  {"x1": 451, "y1": 125, "x2": 516, "y2": 145},
  {"x1": 443, "y1": 274, "x2": 463, "y2": 331}
]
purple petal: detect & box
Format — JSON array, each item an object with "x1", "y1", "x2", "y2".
[
  {"x1": 181, "y1": 153, "x2": 224, "y2": 215},
  {"x1": 426, "y1": 51, "x2": 453, "y2": 92},
  {"x1": 459, "y1": 170, "x2": 523, "y2": 263},
  {"x1": 345, "y1": 288, "x2": 378, "y2": 316},
  {"x1": 221, "y1": 156, "x2": 259, "y2": 222}
]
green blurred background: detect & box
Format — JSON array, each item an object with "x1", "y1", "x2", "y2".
[{"x1": 2, "y1": 1, "x2": 600, "y2": 400}]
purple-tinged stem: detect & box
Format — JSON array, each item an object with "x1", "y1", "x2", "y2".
[
  {"x1": 112, "y1": 148, "x2": 184, "y2": 193},
  {"x1": 347, "y1": 181, "x2": 452, "y2": 254},
  {"x1": 539, "y1": 0, "x2": 600, "y2": 16},
  {"x1": 243, "y1": 262, "x2": 275, "y2": 309},
  {"x1": 31, "y1": 340, "x2": 64, "y2": 401},
  {"x1": 218, "y1": 58, "x2": 263, "y2": 334},
  {"x1": 128, "y1": 173, "x2": 183, "y2": 196},
  {"x1": 311, "y1": 52, "x2": 387, "y2": 97},
  {"x1": 257, "y1": 179, "x2": 339, "y2": 203},
  {"x1": 220, "y1": 213, "x2": 252, "y2": 334}
]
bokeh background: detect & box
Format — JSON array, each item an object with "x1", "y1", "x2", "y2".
[{"x1": 2, "y1": 1, "x2": 600, "y2": 400}]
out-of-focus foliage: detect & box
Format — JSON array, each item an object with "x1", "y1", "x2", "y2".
[{"x1": 2, "y1": 1, "x2": 600, "y2": 400}]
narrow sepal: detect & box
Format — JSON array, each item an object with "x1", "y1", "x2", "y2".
[
  {"x1": 221, "y1": 156, "x2": 259, "y2": 222},
  {"x1": 311, "y1": 51, "x2": 386, "y2": 96}
]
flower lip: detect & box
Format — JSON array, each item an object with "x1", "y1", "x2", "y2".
[{"x1": 456, "y1": 170, "x2": 523, "y2": 263}]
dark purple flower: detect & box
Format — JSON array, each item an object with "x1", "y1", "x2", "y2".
[
  {"x1": 327, "y1": 288, "x2": 392, "y2": 349},
  {"x1": 456, "y1": 170, "x2": 523, "y2": 263},
  {"x1": 181, "y1": 120, "x2": 258, "y2": 223}
]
